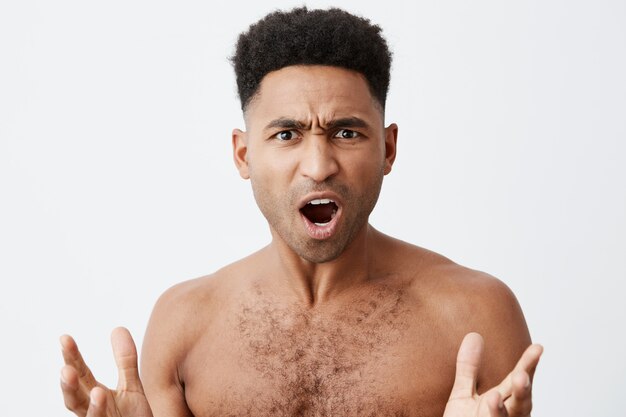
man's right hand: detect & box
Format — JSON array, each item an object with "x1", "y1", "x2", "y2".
[{"x1": 60, "y1": 327, "x2": 153, "y2": 417}]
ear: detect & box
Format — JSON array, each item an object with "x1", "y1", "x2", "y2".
[
  {"x1": 232, "y1": 128, "x2": 250, "y2": 179},
  {"x1": 383, "y1": 123, "x2": 398, "y2": 175}
]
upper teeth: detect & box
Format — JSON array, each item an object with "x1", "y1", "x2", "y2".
[{"x1": 309, "y1": 198, "x2": 334, "y2": 205}]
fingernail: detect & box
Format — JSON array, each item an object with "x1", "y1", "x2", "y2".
[
  {"x1": 525, "y1": 374, "x2": 531, "y2": 388},
  {"x1": 498, "y1": 399, "x2": 504, "y2": 410}
]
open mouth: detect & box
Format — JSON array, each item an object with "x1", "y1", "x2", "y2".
[{"x1": 300, "y1": 198, "x2": 339, "y2": 226}]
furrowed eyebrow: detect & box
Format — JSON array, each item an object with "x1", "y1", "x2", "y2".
[
  {"x1": 264, "y1": 118, "x2": 306, "y2": 131},
  {"x1": 264, "y1": 117, "x2": 369, "y2": 131},
  {"x1": 325, "y1": 117, "x2": 369, "y2": 131}
]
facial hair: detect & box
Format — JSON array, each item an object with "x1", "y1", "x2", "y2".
[{"x1": 251, "y1": 171, "x2": 384, "y2": 264}]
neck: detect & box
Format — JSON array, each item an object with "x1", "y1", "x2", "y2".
[{"x1": 268, "y1": 224, "x2": 379, "y2": 307}]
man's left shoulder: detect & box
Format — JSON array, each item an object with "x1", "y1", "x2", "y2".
[
  {"x1": 446, "y1": 267, "x2": 531, "y2": 382},
  {"x1": 402, "y1": 248, "x2": 532, "y2": 388},
  {"x1": 431, "y1": 263, "x2": 525, "y2": 320},
  {"x1": 400, "y1": 247, "x2": 525, "y2": 327},
  {"x1": 378, "y1": 234, "x2": 531, "y2": 346}
]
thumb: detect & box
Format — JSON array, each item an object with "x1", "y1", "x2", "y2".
[
  {"x1": 111, "y1": 327, "x2": 144, "y2": 393},
  {"x1": 448, "y1": 332, "x2": 484, "y2": 400}
]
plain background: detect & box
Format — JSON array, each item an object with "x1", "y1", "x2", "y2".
[{"x1": 1, "y1": 0, "x2": 624, "y2": 416}]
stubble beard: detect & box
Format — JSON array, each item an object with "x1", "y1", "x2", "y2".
[{"x1": 251, "y1": 173, "x2": 384, "y2": 264}]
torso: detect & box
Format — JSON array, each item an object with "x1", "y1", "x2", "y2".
[
  {"x1": 180, "y1": 272, "x2": 460, "y2": 416},
  {"x1": 146, "y1": 233, "x2": 530, "y2": 417}
]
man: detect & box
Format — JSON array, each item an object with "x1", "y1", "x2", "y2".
[{"x1": 60, "y1": 7, "x2": 542, "y2": 417}]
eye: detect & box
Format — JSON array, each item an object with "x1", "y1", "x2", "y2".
[
  {"x1": 274, "y1": 130, "x2": 300, "y2": 141},
  {"x1": 334, "y1": 129, "x2": 360, "y2": 139}
]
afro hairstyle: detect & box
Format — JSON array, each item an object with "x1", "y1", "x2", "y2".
[{"x1": 231, "y1": 7, "x2": 392, "y2": 111}]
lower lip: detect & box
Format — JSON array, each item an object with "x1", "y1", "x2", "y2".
[{"x1": 300, "y1": 208, "x2": 341, "y2": 240}]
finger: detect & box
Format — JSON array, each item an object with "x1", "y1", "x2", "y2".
[
  {"x1": 85, "y1": 387, "x2": 109, "y2": 417},
  {"x1": 494, "y1": 344, "x2": 543, "y2": 399},
  {"x1": 111, "y1": 327, "x2": 144, "y2": 392},
  {"x1": 60, "y1": 334, "x2": 99, "y2": 389},
  {"x1": 448, "y1": 332, "x2": 484, "y2": 400},
  {"x1": 60, "y1": 365, "x2": 89, "y2": 416},
  {"x1": 512, "y1": 344, "x2": 543, "y2": 378},
  {"x1": 503, "y1": 371, "x2": 532, "y2": 417}
]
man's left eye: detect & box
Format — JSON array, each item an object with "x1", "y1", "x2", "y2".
[{"x1": 335, "y1": 129, "x2": 359, "y2": 139}]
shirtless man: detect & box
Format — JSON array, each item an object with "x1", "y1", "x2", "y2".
[{"x1": 60, "y1": 7, "x2": 542, "y2": 417}]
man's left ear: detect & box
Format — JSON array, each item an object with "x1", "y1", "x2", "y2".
[
  {"x1": 232, "y1": 128, "x2": 250, "y2": 179},
  {"x1": 383, "y1": 123, "x2": 398, "y2": 175}
]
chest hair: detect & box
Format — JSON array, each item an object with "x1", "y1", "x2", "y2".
[{"x1": 233, "y1": 283, "x2": 414, "y2": 416}]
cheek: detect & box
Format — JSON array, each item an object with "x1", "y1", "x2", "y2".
[
  {"x1": 341, "y1": 152, "x2": 386, "y2": 180},
  {"x1": 249, "y1": 153, "x2": 303, "y2": 198},
  {"x1": 249, "y1": 163, "x2": 285, "y2": 191},
  {"x1": 248, "y1": 154, "x2": 293, "y2": 204}
]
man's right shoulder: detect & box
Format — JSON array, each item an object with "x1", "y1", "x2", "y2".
[
  {"x1": 151, "y1": 260, "x2": 246, "y2": 321},
  {"x1": 149, "y1": 248, "x2": 268, "y2": 324},
  {"x1": 142, "y1": 259, "x2": 252, "y2": 360},
  {"x1": 153, "y1": 273, "x2": 220, "y2": 313}
]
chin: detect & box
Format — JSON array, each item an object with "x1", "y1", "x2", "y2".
[
  {"x1": 295, "y1": 240, "x2": 348, "y2": 264},
  {"x1": 299, "y1": 251, "x2": 342, "y2": 264}
]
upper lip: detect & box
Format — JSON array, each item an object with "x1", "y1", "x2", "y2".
[{"x1": 298, "y1": 191, "x2": 343, "y2": 210}]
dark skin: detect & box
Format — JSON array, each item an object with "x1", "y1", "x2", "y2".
[{"x1": 60, "y1": 65, "x2": 542, "y2": 417}]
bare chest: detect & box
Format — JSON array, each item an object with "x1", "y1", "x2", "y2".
[{"x1": 182, "y1": 285, "x2": 455, "y2": 417}]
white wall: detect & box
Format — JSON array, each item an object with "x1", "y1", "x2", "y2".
[{"x1": 1, "y1": 1, "x2": 624, "y2": 416}]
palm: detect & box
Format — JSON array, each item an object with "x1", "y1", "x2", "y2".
[
  {"x1": 443, "y1": 333, "x2": 543, "y2": 417},
  {"x1": 443, "y1": 392, "x2": 496, "y2": 417},
  {"x1": 106, "y1": 389, "x2": 153, "y2": 417}
]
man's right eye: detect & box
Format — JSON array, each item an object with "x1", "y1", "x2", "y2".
[{"x1": 274, "y1": 130, "x2": 299, "y2": 141}]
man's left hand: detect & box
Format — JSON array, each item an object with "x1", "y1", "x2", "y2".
[{"x1": 443, "y1": 332, "x2": 543, "y2": 417}]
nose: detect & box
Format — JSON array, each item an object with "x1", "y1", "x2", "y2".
[{"x1": 299, "y1": 136, "x2": 339, "y2": 183}]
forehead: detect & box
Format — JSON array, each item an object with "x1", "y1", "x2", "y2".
[{"x1": 244, "y1": 65, "x2": 382, "y2": 129}]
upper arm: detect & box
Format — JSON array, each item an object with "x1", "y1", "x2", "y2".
[
  {"x1": 466, "y1": 273, "x2": 532, "y2": 393},
  {"x1": 140, "y1": 285, "x2": 195, "y2": 417}
]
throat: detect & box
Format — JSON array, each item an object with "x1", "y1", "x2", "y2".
[{"x1": 269, "y1": 224, "x2": 380, "y2": 304}]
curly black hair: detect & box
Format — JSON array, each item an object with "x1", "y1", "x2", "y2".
[{"x1": 231, "y1": 7, "x2": 392, "y2": 111}]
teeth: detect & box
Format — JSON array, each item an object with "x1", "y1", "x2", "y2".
[
  {"x1": 314, "y1": 222, "x2": 330, "y2": 226},
  {"x1": 308, "y1": 198, "x2": 334, "y2": 205}
]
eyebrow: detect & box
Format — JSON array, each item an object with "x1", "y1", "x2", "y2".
[{"x1": 264, "y1": 116, "x2": 370, "y2": 131}]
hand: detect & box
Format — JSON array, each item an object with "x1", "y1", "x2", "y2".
[
  {"x1": 60, "y1": 327, "x2": 153, "y2": 417},
  {"x1": 443, "y1": 333, "x2": 543, "y2": 417}
]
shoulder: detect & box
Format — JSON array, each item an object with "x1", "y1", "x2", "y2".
[
  {"x1": 144, "y1": 260, "x2": 246, "y2": 344},
  {"x1": 149, "y1": 273, "x2": 222, "y2": 323},
  {"x1": 435, "y1": 266, "x2": 527, "y2": 336},
  {"x1": 140, "y1": 262, "x2": 247, "y2": 392},
  {"x1": 421, "y1": 259, "x2": 525, "y2": 325},
  {"x1": 441, "y1": 267, "x2": 530, "y2": 391},
  {"x1": 141, "y1": 274, "x2": 219, "y2": 368},
  {"x1": 142, "y1": 250, "x2": 265, "y2": 352},
  {"x1": 385, "y1": 237, "x2": 525, "y2": 329},
  {"x1": 396, "y1": 241, "x2": 531, "y2": 390}
]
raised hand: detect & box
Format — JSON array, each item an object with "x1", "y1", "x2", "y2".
[
  {"x1": 443, "y1": 333, "x2": 543, "y2": 417},
  {"x1": 60, "y1": 327, "x2": 153, "y2": 417}
]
